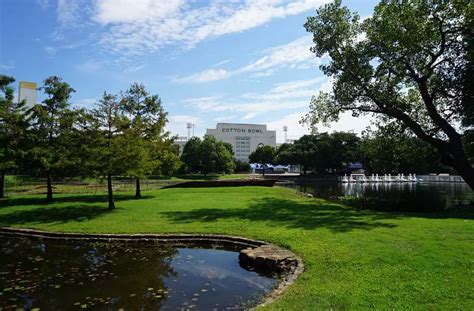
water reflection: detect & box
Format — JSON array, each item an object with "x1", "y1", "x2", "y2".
[
  {"x1": 0, "y1": 237, "x2": 276, "y2": 310},
  {"x1": 290, "y1": 182, "x2": 473, "y2": 210}
]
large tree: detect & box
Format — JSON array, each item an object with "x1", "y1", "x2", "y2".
[
  {"x1": 30, "y1": 76, "x2": 76, "y2": 201},
  {"x1": 0, "y1": 75, "x2": 29, "y2": 198},
  {"x1": 303, "y1": 1, "x2": 474, "y2": 188},
  {"x1": 120, "y1": 83, "x2": 167, "y2": 198}
]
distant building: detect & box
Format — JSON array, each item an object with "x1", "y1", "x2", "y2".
[
  {"x1": 206, "y1": 123, "x2": 276, "y2": 162},
  {"x1": 18, "y1": 81, "x2": 37, "y2": 108}
]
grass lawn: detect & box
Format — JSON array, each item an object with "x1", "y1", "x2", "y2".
[{"x1": 0, "y1": 186, "x2": 473, "y2": 310}]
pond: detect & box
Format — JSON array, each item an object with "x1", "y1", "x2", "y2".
[
  {"x1": 287, "y1": 181, "x2": 473, "y2": 211},
  {"x1": 0, "y1": 237, "x2": 278, "y2": 310}
]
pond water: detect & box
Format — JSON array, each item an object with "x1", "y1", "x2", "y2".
[
  {"x1": 0, "y1": 237, "x2": 277, "y2": 310},
  {"x1": 287, "y1": 182, "x2": 473, "y2": 211}
]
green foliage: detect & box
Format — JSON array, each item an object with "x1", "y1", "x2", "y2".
[
  {"x1": 303, "y1": 1, "x2": 474, "y2": 187},
  {"x1": 0, "y1": 75, "x2": 30, "y2": 197},
  {"x1": 181, "y1": 137, "x2": 202, "y2": 173},
  {"x1": 29, "y1": 76, "x2": 76, "y2": 200},
  {"x1": 234, "y1": 160, "x2": 251, "y2": 173},
  {"x1": 0, "y1": 75, "x2": 29, "y2": 173},
  {"x1": 181, "y1": 136, "x2": 235, "y2": 174},
  {"x1": 86, "y1": 92, "x2": 131, "y2": 177},
  {"x1": 360, "y1": 129, "x2": 447, "y2": 174},
  {"x1": 275, "y1": 132, "x2": 360, "y2": 174},
  {"x1": 119, "y1": 83, "x2": 171, "y2": 197},
  {"x1": 249, "y1": 145, "x2": 275, "y2": 165}
]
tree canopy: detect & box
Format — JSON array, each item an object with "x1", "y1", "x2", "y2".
[
  {"x1": 0, "y1": 75, "x2": 29, "y2": 198},
  {"x1": 303, "y1": 1, "x2": 474, "y2": 188},
  {"x1": 29, "y1": 76, "x2": 76, "y2": 201},
  {"x1": 181, "y1": 136, "x2": 235, "y2": 174}
]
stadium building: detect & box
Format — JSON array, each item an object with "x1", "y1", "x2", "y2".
[{"x1": 206, "y1": 123, "x2": 276, "y2": 162}]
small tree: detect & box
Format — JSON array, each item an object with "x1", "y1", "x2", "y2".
[
  {"x1": 181, "y1": 137, "x2": 202, "y2": 173},
  {"x1": 30, "y1": 76, "x2": 75, "y2": 201},
  {"x1": 199, "y1": 136, "x2": 235, "y2": 174},
  {"x1": 88, "y1": 92, "x2": 130, "y2": 209},
  {"x1": 120, "y1": 82, "x2": 167, "y2": 198},
  {"x1": 249, "y1": 145, "x2": 275, "y2": 176},
  {"x1": 0, "y1": 75, "x2": 29, "y2": 198},
  {"x1": 151, "y1": 138, "x2": 182, "y2": 177}
]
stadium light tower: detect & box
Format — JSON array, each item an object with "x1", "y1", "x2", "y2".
[
  {"x1": 283, "y1": 125, "x2": 288, "y2": 143},
  {"x1": 186, "y1": 123, "x2": 192, "y2": 140}
]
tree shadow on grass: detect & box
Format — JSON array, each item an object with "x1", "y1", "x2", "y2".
[
  {"x1": 0, "y1": 194, "x2": 153, "y2": 208},
  {"x1": 162, "y1": 197, "x2": 401, "y2": 233},
  {"x1": 0, "y1": 205, "x2": 114, "y2": 226}
]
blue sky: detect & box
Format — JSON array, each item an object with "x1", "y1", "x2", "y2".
[{"x1": 0, "y1": 0, "x2": 378, "y2": 142}]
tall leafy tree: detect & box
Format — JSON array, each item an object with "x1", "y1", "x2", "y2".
[
  {"x1": 151, "y1": 138, "x2": 182, "y2": 177},
  {"x1": 0, "y1": 75, "x2": 29, "y2": 198},
  {"x1": 181, "y1": 137, "x2": 202, "y2": 173},
  {"x1": 30, "y1": 76, "x2": 75, "y2": 201},
  {"x1": 303, "y1": 1, "x2": 474, "y2": 188},
  {"x1": 120, "y1": 83, "x2": 167, "y2": 198},
  {"x1": 180, "y1": 136, "x2": 235, "y2": 174},
  {"x1": 199, "y1": 136, "x2": 235, "y2": 174},
  {"x1": 88, "y1": 92, "x2": 130, "y2": 209}
]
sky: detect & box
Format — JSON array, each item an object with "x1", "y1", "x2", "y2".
[{"x1": 0, "y1": 0, "x2": 379, "y2": 142}]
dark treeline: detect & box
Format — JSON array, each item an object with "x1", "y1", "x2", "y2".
[
  {"x1": 250, "y1": 130, "x2": 448, "y2": 176},
  {"x1": 0, "y1": 75, "x2": 180, "y2": 209}
]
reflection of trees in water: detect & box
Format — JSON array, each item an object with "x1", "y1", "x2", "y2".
[
  {"x1": 293, "y1": 182, "x2": 473, "y2": 209},
  {"x1": 0, "y1": 237, "x2": 178, "y2": 310}
]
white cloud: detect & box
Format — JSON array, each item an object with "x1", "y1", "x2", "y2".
[
  {"x1": 57, "y1": 0, "x2": 82, "y2": 26},
  {"x1": 93, "y1": 0, "x2": 330, "y2": 56},
  {"x1": 44, "y1": 46, "x2": 57, "y2": 55},
  {"x1": 74, "y1": 98, "x2": 97, "y2": 108},
  {"x1": 166, "y1": 114, "x2": 202, "y2": 137},
  {"x1": 183, "y1": 77, "x2": 325, "y2": 118},
  {"x1": 174, "y1": 69, "x2": 232, "y2": 84},
  {"x1": 241, "y1": 76, "x2": 325, "y2": 101},
  {"x1": 76, "y1": 59, "x2": 104, "y2": 73},
  {"x1": 210, "y1": 59, "x2": 231, "y2": 68},
  {"x1": 175, "y1": 36, "x2": 321, "y2": 83},
  {"x1": 94, "y1": 0, "x2": 183, "y2": 24},
  {"x1": 268, "y1": 111, "x2": 373, "y2": 143},
  {"x1": 0, "y1": 64, "x2": 15, "y2": 70},
  {"x1": 266, "y1": 111, "x2": 309, "y2": 142},
  {"x1": 36, "y1": 0, "x2": 50, "y2": 9}
]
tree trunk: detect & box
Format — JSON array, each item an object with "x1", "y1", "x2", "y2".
[
  {"x1": 0, "y1": 171, "x2": 5, "y2": 199},
  {"x1": 450, "y1": 142, "x2": 474, "y2": 189},
  {"x1": 135, "y1": 177, "x2": 141, "y2": 199},
  {"x1": 46, "y1": 173, "x2": 53, "y2": 202},
  {"x1": 107, "y1": 174, "x2": 115, "y2": 209}
]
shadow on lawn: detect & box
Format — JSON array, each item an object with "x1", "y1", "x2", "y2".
[
  {"x1": 0, "y1": 194, "x2": 153, "y2": 208},
  {"x1": 163, "y1": 197, "x2": 402, "y2": 233},
  {"x1": 0, "y1": 205, "x2": 113, "y2": 226}
]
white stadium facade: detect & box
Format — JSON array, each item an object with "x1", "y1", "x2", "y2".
[{"x1": 206, "y1": 123, "x2": 276, "y2": 162}]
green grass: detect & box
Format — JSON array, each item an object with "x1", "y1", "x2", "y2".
[{"x1": 0, "y1": 187, "x2": 473, "y2": 310}]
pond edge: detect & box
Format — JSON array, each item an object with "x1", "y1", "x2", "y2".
[{"x1": 0, "y1": 227, "x2": 304, "y2": 309}]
